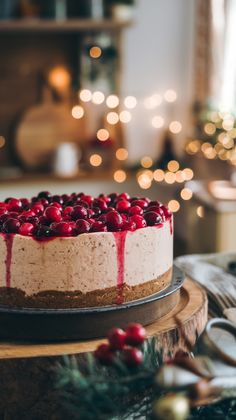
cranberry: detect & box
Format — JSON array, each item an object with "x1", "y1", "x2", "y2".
[
  {"x1": 71, "y1": 205, "x2": 88, "y2": 220},
  {"x1": 118, "y1": 193, "x2": 130, "y2": 200},
  {"x1": 159, "y1": 205, "x2": 171, "y2": 219},
  {"x1": 40, "y1": 198, "x2": 49, "y2": 207},
  {"x1": 37, "y1": 191, "x2": 51, "y2": 199},
  {"x1": 52, "y1": 222, "x2": 73, "y2": 236},
  {"x1": 8, "y1": 198, "x2": 22, "y2": 212},
  {"x1": 61, "y1": 194, "x2": 70, "y2": 203},
  {"x1": 20, "y1": 198, "x2": 30, "y2": 209},
  {"x1": 90, "y1": 221, "x2": 107, "y2": 232},
  {"x1": 36, "y1": 225, "x2": 52, "y2": 238},
  {"x1": 76, "y1": 219, "x2": 90, "y2": 234},
  {"x1": 19, "y1": 223, "x2": 34, "y2": 236},
  {"x1": 116, "y1": 200, "x2": 131, "y2": 212},
  {"x1": 131, "y1": 199, "x2": 148, "y2": 209},
  {"x1": 108, "y1": 328, "x2": 127, "y2": 350},
  {"x1": 62, "y1": 206, "x2": 73, "y2": 217},
  {"x1": 32, "y1": 203, "x2": 44, "y2": 215},
  {"x1": 148, "y1": 200, "x2": 160, "y2": 207},
  {"x1": 93, "y1": 198, "x2": 108, "y2": 212},
  {"x1": 92, "y1": 207, "x2": 101, "y2": 217},
  {"x1": 21, "y1": 210, "x2": 36, "y2": 218},
  {"x1": 125, "y1": 323, "x2": 146, "y2": 346},
  {"x1": 87, "y1": 208, "x2": 95, "y2": 218},
  {"x1": 39, "y1": 215, "x2": 51, "y2": 225},
  {"x1": 122, "y1": 220, "x2": 136, "y2": 231},
  {"x1": 147, "y1": 205, "x2": 163, "y2": 214},
  {"x1": 123, "y1": 347, "x2": 143, "y2": 367},
  {"x1": 108, "y1": 192, "x2": 118, "y2": 201},
  {"x1": 3, "y1": 218, "x2": 21, "y2": 233},
  {"x1": 51, "y1": 195, "x2": 63, "y2": 205},
  {"x1": 130, "y1": 215, "x2": 147, "y2": 229},
  {"x1": 87, "y1": 218, "x2": 95, "y2": 225},
  {"x1": 0, "y1": 207, "x2": 7, "y2": 216},
  {"x1": 25, "y1": 216, "x2": 39, "y2": 226},
  {"x1": 99, "y1": 194, "x2": 111, "y2": 203},
  {"x1": 129, "y1": 205, "x2": 143, "y2": 216},
  {"x1": 78, "y1": 200, "x2": 89, "y2": 209},
  {"x1": 81, "y1": 195, "x2": 94, "y2": 206},
  {"x1": 0, "y1": 214, "x2": 9, "y2": 224},
  {"x1": 49, "y1": 202, "x2": 63, "y2": 211},
  {"x1": 94, "y1": 344, "x2": 114, "y2": 365},
  {"x1": 44, "y1": 206, "x2": 62, "y2": 222},
  {"x1": 97, "y1": 214, "x2": 107, "y2": 223},
  {"x1": 106, "y1": 210, "x2": 123, "y2": 231},
  {"x1": 144, "y1": 211, "x2": 162, "y2": 226}
]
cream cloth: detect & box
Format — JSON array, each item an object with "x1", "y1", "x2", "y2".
[{"x1": 175, "y1": 253, "x2": 236, "y2": 322}]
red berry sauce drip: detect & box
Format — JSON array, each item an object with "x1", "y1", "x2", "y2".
[
  {"x1": 113, "y1": 231, "x2": 128, "y2": 304},
  {"x1": 169, "y1": 216, "x2": 173, "y2": 235},
  {"x1": 4, "y1": 234, "x2": 14, "y2": 288}
]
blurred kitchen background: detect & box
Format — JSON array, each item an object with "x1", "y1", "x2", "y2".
[{"x1": 0, "y1": 0, "x2": 236, "y2": 256}]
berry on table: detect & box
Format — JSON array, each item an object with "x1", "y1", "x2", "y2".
[
  {"x1": 125, "y1": 323, "x2": 146, "y2": 346},
  {"x1": 94, "y1": 344, "x2": 114, "y2": 365},
  {"x1": 44, "y1": 206, "x2": 62, "y2": 223},
  {"x1": 108, "y1": 328, "x2": 127, "y2": 350},
  {"x1": 123, "y1": 347, "x2": 143, "y2": 367}
]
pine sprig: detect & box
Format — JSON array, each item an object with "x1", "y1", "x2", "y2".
[{"x1": 55, "y1": 338, "x2": 160, "y2": 419}]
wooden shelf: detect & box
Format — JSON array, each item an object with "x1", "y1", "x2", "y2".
[{"x1": 0, "y1": 18, "x2": 133, "y2": 33}]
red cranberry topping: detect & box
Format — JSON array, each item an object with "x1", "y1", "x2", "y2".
[
  {"x1": 93, "y1": 198, "x2": 108, "y2": 211},
  {"x1": 52, "y1": 222, "x2": 73, "y2": 236},
  {"x1": 76, "y1": 219, "x2": 90, "y2": 234},
  {"x1": 32, "y1": 203, "x2": 44, "y2": 215},
  {"x1": 37, "y1": 191, "x2": 51, "y2": 200},
  {"x1": 118, "y1": 192, "x2": 130, "y2": 200},
  {"x1": 159, "y1": 204, "x2": 171, "y2": 219},
  {"x1": 144, "y1": 211, "x2": 162, "y2": 226},
  {"x1": 62, "y1": 206, "x2": 73, "y2": 217},
  {"x1": 36, "y1": 225, "x2": 52, "y2": 238},
  {"x1": 0, "y1": 207, "x2": 7, "y2": 216},
  {"x1": 125, "y1": 323, "x2": 146, "y2": 346},
  {"x1": 19, "y1": 223, "x2": 34, "y2": 236},
  {"x1": 3, "y1": 218, "x2": 21, "y2": 233},
  {"x1": 20, "y1": 198, "x2": 30, "y2": 209},
  {"x1": 122, "y1": 220, "x2": 136, "y2": 231},
  {"x1": 49, "y1": 202, "x2": 63, "y2": 211},
  {"x1": 116, "y1": 200, "x2": 131, "y2": 212},
  {"x1": 44, "y1": 206, "x2": 62, "y2": 223},
  {"x1": 8, "y1": 198, "x2": 22, "y2": 212},
  {"x1": 71, "y1": 205, "x2": 88, "y2": 220},
  {"x1": 90, "y1": 221, "x2": 107, "y2": 232},
  {"x1": 94, "y1": 344, "x2": 114, "y2": 365},
  {"x1": 131, "y1": 199, "x2": 148, "y2": 209},
  {"x1": 108, "y1": 328, "x2": 127, "y2": 350},
  {"x1": 106, "y1": 210, "x2": 123, "y2": 231},
  {"x1": 87, "y1": 208, "x2": 95, "y2": 218},
  {"x1": 130, "y1": 215, "x2": 147, "y2": 229},
  {"x1": 81, "y1": 195, "x2": 94, "y2": 206},
  {"x1": 123, "y1": 347, "x2": 143, "y2": 367},
  {"x1": 129, "y1": 205, "x2": 143, "y2": 216}
]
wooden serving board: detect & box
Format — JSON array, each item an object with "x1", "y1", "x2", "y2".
[{"x1": 0, "y1": 279, "x2": 207, "y2": 419}]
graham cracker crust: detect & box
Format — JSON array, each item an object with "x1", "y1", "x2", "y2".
[{"x1": 0, "y1": 267, "x2": 172, "y2": 309}]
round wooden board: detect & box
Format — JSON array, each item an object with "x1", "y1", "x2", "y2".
[
  {"x1": 0, "y1": 279, "x2": 208, "y2": 360},
  {"x1": 0, "y1": 279, "x2": 208, "y2": 419}
]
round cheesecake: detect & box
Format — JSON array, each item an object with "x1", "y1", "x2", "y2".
[{"x1": 0, "y1": 192, "x2": 173, "y2": 308}]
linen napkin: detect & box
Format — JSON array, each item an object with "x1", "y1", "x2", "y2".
[{"x1": 175, "y1": 253, "x2": 236, "y2": 320}]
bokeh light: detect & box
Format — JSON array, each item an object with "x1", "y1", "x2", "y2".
[
  {"x1": 113, "y1": 170, "x2": 127, "y2": 183},
  {"x1": 116, "y1": 148, "x2": 128, "y2": 160},
  {"x1": 151, "y1": 115, "x2": 164, "y2": 128},
  {"x1": 140, "y1": 156, "x2": 153, "y2": 168},
  {"x1": 167, "y1": 160, "x2": 179, "y2": 172},
  {"x1": 106, "y1": 95, "x2": 119, "y2": 108},
  {"x1": 119, "y1": 110, "x2": 132, "y2": 123},
  {"x1": 169, "y1": 121, "x2": 182, "y2": 134},
  {"x1": 196, "y1": 206, "x2": 204, "y2": 218},
  {"x1": 168, "y1": 200, "x2": 180, "y2": 212},
  {"x1": 124, "y1": 96, "x2": 137, "y2": 109},
  {"x1": 97, "y1": 128, "x2": 109, "y2": 141},
  {"x1": 106, "y1": 111, "x2": 119, "y2": 125},
  {"x1": 164, "y1": 89, "x2": 177, "y2": 102},
  {"x1": 164, "y1": 172, "x2": 176, "y2": 184},
  {"x1": 71, "y1": 105, "x2": 84, "y2": 119},
  {"x1": 153, "y1": 169, "x2": 165, "y2": 182},
  {"x1": 90, "y1": 154, "x2": 102, "y2": 166},
  {"x1": 89, "y1": 46, "x2": 102, "y2": 58},
  {"x1": 180, "y1": 188, "x2": 193, "y2": 200},
  {"x1": 92, "y1": 91, "x2": 105, "y2": 105},
  {"x1": 0, "y1": 136, "x2": 5, "y2": 148},
  {"x1": 79, "y1": 89, "x2": 92, "y2": 102}
]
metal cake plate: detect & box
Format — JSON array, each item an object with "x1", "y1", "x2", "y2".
[{"x1": 0, "y1": 265, "x2": 185, "y2": 342}]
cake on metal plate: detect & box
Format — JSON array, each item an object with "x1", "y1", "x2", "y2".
[{"x1": 0, "y1": 192, "x2": 173, "y2": 308}]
